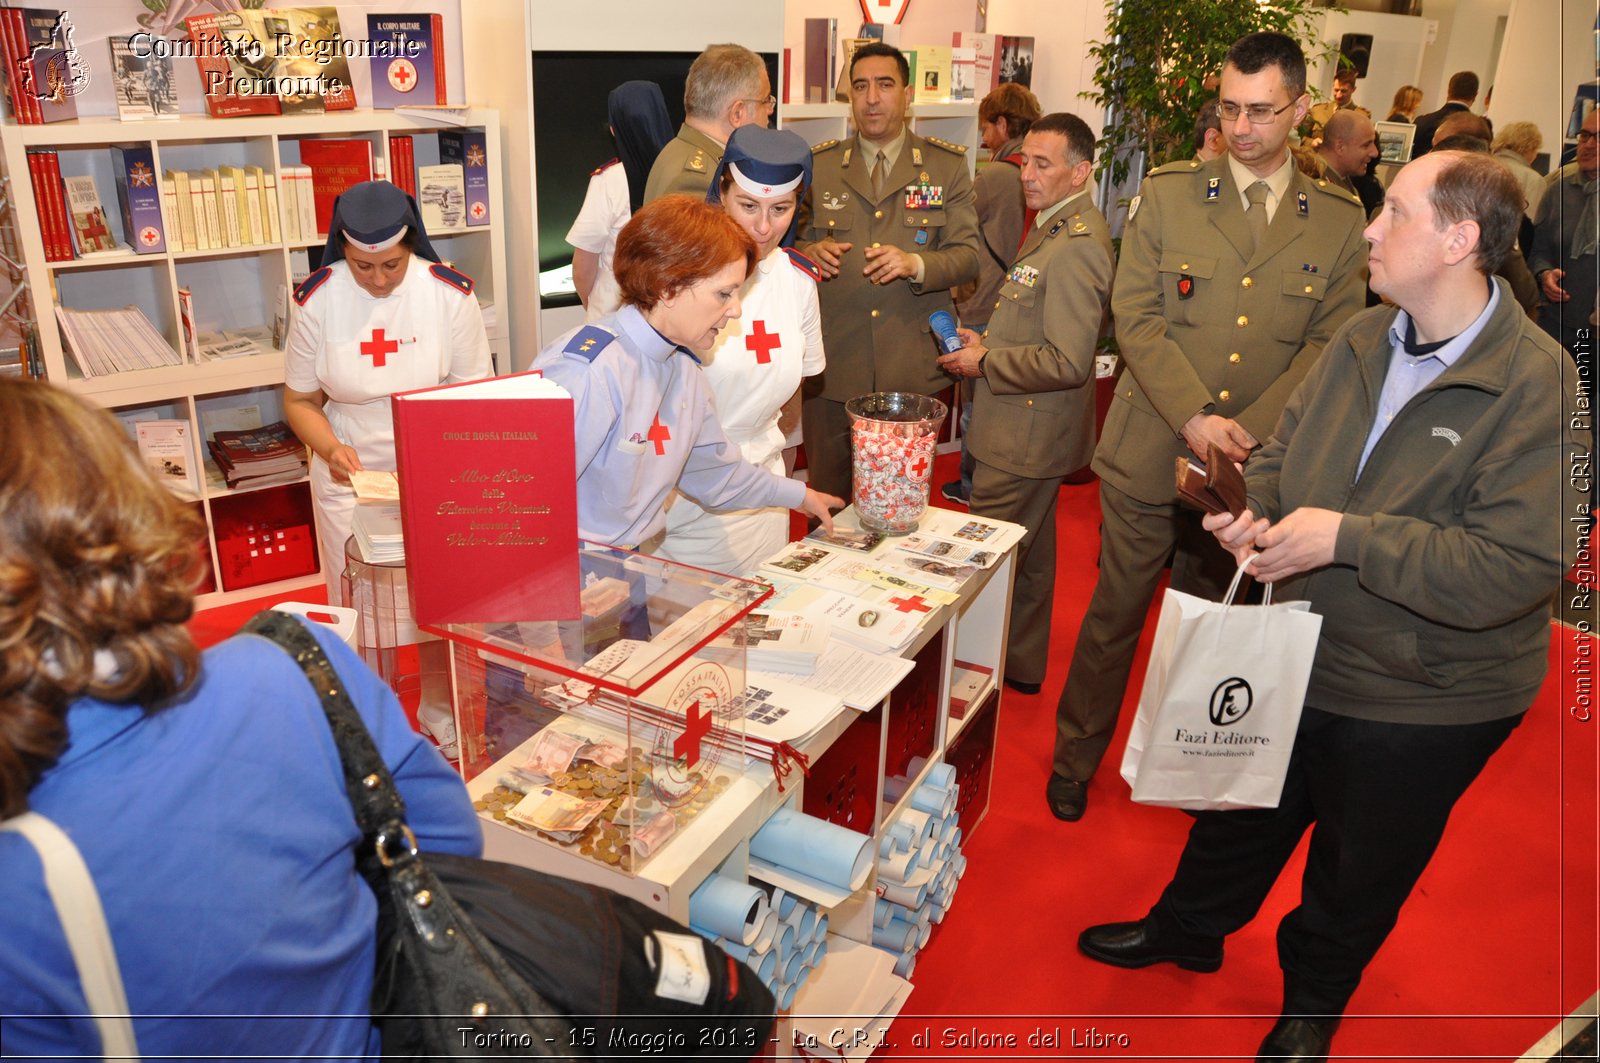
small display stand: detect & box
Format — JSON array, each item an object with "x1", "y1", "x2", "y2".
[{"x1": 425, "y1": 544, "x2": 770, "y2": 896}]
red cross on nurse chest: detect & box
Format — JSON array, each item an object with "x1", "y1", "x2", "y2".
[
  {"x1": 745, "y1": 320, "x2": 781, "y2": 365},
  {"x1": 360, "y1": 327, "x2": 404, "y2": 368}
]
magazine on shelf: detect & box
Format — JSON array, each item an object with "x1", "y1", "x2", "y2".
[
  {"x1": 108, "y1": 35, "x2": 178, "y2": 119},
  {"x1": 135, "y1": 419, "x2": 201, "y2": 497}
]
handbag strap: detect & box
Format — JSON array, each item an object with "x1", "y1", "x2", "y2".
[
  {"x1": 241, "y1": 611, "x2": 411, "y2": 846},
  {"x1": 1, "y1": 812, "x2": 140, "y2": 1060}
]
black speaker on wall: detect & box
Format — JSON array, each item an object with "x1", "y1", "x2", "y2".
[{"x1": 1339, "y1": 33, "x2": 1374, "y2": 78}]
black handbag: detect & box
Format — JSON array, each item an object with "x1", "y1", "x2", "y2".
[{"x1": 245, "y1": 611, "x2": 775, "y2": 1061}]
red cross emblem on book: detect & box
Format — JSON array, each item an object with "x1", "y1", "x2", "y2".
[
  {"x1": 360, "y1": 328, "x2": 400, "y2": 368},
  {"x1": 470, "y1": 201, "x2": 486, "y2": 219},
  {"x1": 647, "y1": 413, "x2": 671, "y2": 455},
  {"x1": 673, "y1": 699, "x2": 712, "y2": 767},
  {"x1": 139, "y1": 225, "x2": 160, "y2": 246},
  {"x1": 888, "y1": 594, "x2": 932, "y2": 613},
  {"x1": 745, "y1": 320, "x2": 781, "y2": 365},
  {"x1": 387, "y1": 58, "x2": 416, "y2": 91}
]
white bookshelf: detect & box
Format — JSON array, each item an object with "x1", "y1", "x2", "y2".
[{"x1": 0, "y1": 107, "x2": 507, "y2": 608}]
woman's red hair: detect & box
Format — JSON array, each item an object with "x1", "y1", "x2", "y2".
[{"x1": 614, "y1": 194, "x2": 757, "y2": 310}]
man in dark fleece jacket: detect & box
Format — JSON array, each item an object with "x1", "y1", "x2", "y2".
[{"x1": 1077, "y1": 150, "x2": 1589, "y2": 1063}]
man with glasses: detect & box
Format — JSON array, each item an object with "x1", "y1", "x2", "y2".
[
  {"x1": 1045, "y1": 31, "x2": 1368, "y2": 824},
  {"x1": 1529, "y1": 108, "x2": 1599, "y2": 364},
  {"x1": 644, "y1": 43, "x2": 773, "y2": 203},
  {"x1": 794, "y1": 42, "x2": 980, "y2": 500}
]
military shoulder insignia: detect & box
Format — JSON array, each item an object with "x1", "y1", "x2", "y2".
[
  {"x1": 591, "y1": 157, "x2": 620, "y2": 177},
  {"x1": 429, "y1": 262, "x2": 475, "y2": 295},
  {"x1": 1127, "y1": 194, "x2": 1142, "y2": 220},
  {"x1": 564, "y1": 325, "x2": 615, "y2": 361},
  {"x1": 1068, "y1": 216, "x2": 1090, "y2": 236},
  {"x1": 292, "y1": 266, "x2": 332, "y2": 306},
  {"x1": 783, "y1": 247, "x2": 823, "y2": 282},
  {"x1": 1205, "y1": 177, "x2": 1221, "y2": 202},
  {"x1": 1298, "y1": 191, "x2": 1310, "y2": 216},
  {"x1": 1309, "y1": 178, "x2": 1362, "y2": 205},
  {"x1": 924, "y1": 136, "x2": 968, "y2": 155},
  {"x1": 1149, "y1": 160, "x2": 1195, "y2": 177},
  {"x1": 1048, "y1": 217, "x2": 1068, "y2": 237},
  {"x1": 687, "y1": 153, "x2": 705, "y2": 172},
  {"x1": 811, "y1": 138, "x2": 842, "y2": 153}
]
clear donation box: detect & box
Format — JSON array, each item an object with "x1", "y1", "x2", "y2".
[{"x1": 424, "y1": 544, "x2": 770, "y2": 876}]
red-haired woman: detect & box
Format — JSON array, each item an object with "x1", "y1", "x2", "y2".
[{"x1": 533, "y1": 195, "x2": 841, "y2": 551}]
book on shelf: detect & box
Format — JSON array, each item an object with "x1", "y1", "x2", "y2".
[
  {"x1": 276, "y1": 6, "x2": 357, "y2": 111},
  {"x1": 55, "y1": 305, "x2": 181, "y2": 377},
  {"x1": 367, "y1": 12, "x2": 446, "y2": 108},
  {"x1": 197, "y1": 171, "x2": 222, "y2": 249},
  {"x1": 26, "y1": 150, "x2": 71, "y2": 262},
  {"x1": 62, "y1": 175, "x2": 118, "y2": 256},
  {"x1": 196, "y1": 331, "x2": 265, "y2": 361},
  {"x1": 111, "y1": 146, "x2": 167, "y2": 255},
  {"x1": 182, "y1": 11, "x2": 281, "y2": 119},
  {"x1": 388, "y1": 134, "x2": 417, "y2": 198},
  {"x1": 108, "y1": 35, "x2": 178, "y2": 119},
  {"x1": 207, "y1": 420, "x2": 308, "y2": 491},
  {"x1": 438, "y1": 130, "x2": 489, "y2": 226},
  {"x1": 949, "y1": 47, "x2": 975, "y2": 102},
  {"x1": 298, "y1": 139, "x2": 374, "y2": 237},
  {"x1": 135, "y1": 419, "x2": 202, "y2": 498},
  {"x1": 6, "y1": 8, "x2": 81, "y2": 124},
  {"x1": 292, "y1": 164, "x2": 317, "y2": 241},
  {"x1": 948, "y1": 659, "x2": 994, "y2": 719},
  {"x1": 177, "y1": 287, "x2": 201, "y2": 362},
  {"x1": 952, "y1": 32, "x2": 998, "y2": 97},
  {"x1": 164, "y1": 169, "x2": 196, "y2": 251},
  {"x1": 260, "y1": 169, "x2": 283, "y2": 244},
  {"x1": 239, "y1": 165, "x2": 266, "y2": 245},
  {"x1": 415, "y1": 163, "x2": 465, "y2": 230},
  {"x1": 213, "y1": 167, "x2": 242, "y2": 247},
  {"x1": 390, "y1": 103, "x2": 471, "y2": 125},
  {"x1": 833, "y1": 36, "x2": 872, "y2": 102},
  {"x1": 803, "y1": 17, "x2": 835, "y2": 104},
  {"x1": 914, "y1": 46, "x2": 950, "y2": 103},
  {"x1": 996, "y1": 35, "x2": 1035, "y2": 89},
  {"x1": 390, "y1": 372, "x2": 580, "y2": 625}
]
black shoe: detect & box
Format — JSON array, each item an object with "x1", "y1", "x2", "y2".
[
  {"x1": 1003, "y1": 677, "x2": 1041, "y2": 695},
  {"x1": 1077, "y1": 917, "x2": 1224, "y2": 972},
  {"x1": 1256, "y1": 1016, "x2": 1339, "y2": 1062},
  {"x1": 1045, "y1": 774, "x2": 1088, "y2": 821},
  {"x1": 940, "y1": 480, "x2": 970, "y2": 506}
]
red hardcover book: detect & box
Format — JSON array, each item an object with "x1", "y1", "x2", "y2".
[
  {"x1": 391, "y1": 373, "x2": 580, "y2": 626},
  {"x1": 388, "y1": 134, "x2": 414, "y2": 198},
  {"x1": 44, "y1": 152, "x2": 75, "y2": 262},
  {"x1": 297, "y1": 138, "x2": 373, "y2": 236},
  {"x1": 401, "y1": 136, "x2": 416, "y2": 198},
  {"x1": 27, "y1": 151, "x2": 69, "y2": 262},
  {"x1": 1, "y1": 8, "x2": 40, "y2": 124},
  {"x1": 183, "y1": 11, "x2": 281, "y2": 118},
  {"x1": 25, "y1": 153, "x2": 57, "y2": 259}
]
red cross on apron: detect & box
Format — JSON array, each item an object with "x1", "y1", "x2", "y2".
[
  {"x1": 745, "y1": 320, "x2": 781, "y2": 365},
  {"x1": 360, "y1": 328, "x2": 400, "y2": 368}
]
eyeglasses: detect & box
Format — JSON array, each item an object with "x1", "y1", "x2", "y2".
[
  {"x1": 1578, "y1": 129, "x2": 1598, "y2": 144},
  {"x1": 1217, "y1": 99, "x2": 1296, "y2": 125},
  {"x1": 740, "y1": 94, "x2": 777, "y2": 112}
]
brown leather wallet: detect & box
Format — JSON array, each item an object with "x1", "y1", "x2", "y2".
[{"x1": 1175, "y1": 443, "x2": 1248, "y2": 518}]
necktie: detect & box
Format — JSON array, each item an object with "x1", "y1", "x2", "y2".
[
  {"x1": 870, "y1": 150, "x2": 886, "y2": 199},
  {"x1": 1245, "y1": 180, "x2": 1270, "y2": 252}
]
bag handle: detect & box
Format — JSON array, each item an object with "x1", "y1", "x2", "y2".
[
  {"x1": 1221, "y1": 553, "x2": 1274, "y2": 610},
  {"x1": 1, "y1": 812, "x2": 140, "y2": 1060},
  {"x1": 242, "y1": 611, "x2": 415, "y2": 864}
]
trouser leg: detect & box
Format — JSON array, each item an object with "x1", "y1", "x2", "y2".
[
  {"x1": 1051, "y1": 482, "x2": 1183, "y2": 781},
  {"x1": 970, "y1": 461, "x2": 1063, "y2": 687},
  {"x1": 800, "y1": 393, "x2": 853, "y2": 502}
]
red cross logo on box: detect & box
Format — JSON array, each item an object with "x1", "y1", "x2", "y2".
[{"x1": 673, "y1": 699, "x2": 712, "y2": 768}]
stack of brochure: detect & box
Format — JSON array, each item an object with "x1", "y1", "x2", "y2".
[
  {"x1": 739, "y1": 610, "x2": 829, "y2": 676},
  {"x1": 352, "y1": 503, "x2": 405, "y2": 564}
]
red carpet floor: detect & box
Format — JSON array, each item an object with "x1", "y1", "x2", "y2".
[{"x1": 197, "y1": 455, "x2": 1598, "y2": 1060}]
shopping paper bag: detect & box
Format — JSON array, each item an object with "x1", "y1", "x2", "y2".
[{"x1": 1119, "y1": 560, "x2": 1322, "y2": 810}]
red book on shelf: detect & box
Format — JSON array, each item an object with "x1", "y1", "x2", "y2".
[
  {"x1": 391, "y1": 372, "x2": 580, "y2": 626},
  {"x1": 183, "y1": 11, "x2": 281, "y2": 119},
  {"x1": 27, "y1": 151, "x2": 69, "y2": 262},
  {"x1": 0, "y1": 8, "x2": 38, "y2": 124},
  {"x1": 43, "y1": 153, "x2": 74, "y2": 261},
  {"x1": 297, "y1": 138, "x2": 374, "y2": 237}
]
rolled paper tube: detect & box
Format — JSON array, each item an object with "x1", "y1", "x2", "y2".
[
  {"x1": 929, "y1": 901, "x2": 946, "y2": 925},
  {"x1": 776, "y1": 888, "x2": 798, "y2": 920},
  {"x1": 690, "y1": 875, "x2": 770, "y2": 946},
  {"x1": 910, "y1": 782, "x2": 949, "y2": 816},
  {"x1": 751, "y1": 807, "x2": 873, "y2": 893},
  {"x1": 881, "y1": 774, "x2": 912, "y2": 803},
  {"x1": 878, "y1": 833, "x2": 899, "y2": 858},
  {"x1": 917, "y1": 844, "x2": 936, "y2": 869},
  {"x1": 872, "y1": 915, "x2": 916, "y2": 952},
  {"x1": 813, "y1": 913, "x2": 829, "y2": 941},
  {"x1": 778, "y1": 980, "x2": 798, "y2": 1011},
  {"x1": 952, "y1": 826, "x2": 963, "y2": 848},
  {"x1": 794, "y1": 905, "x2": 817, "y2": 942},
  {"x1": 940, "y1": 813, "x2": 959, "y2": 843},
  {"x1": 794, "y1": 962, "x2": 813, "y2": 991},
  {"x1": 955, "y1": 853, "x2": 969, "y2": 878},
  {"x1": 912, "y1": 902, "x2": 932, "y2": 928},
  {"x1": 811, "y1": 936, "x2": 829, "y2": 967},
  {"x1": 878, "y1": 876, "x2": 928, "y2": 909},
  {"x1": 890, "y1": 820, "x2": 917, "y2": 850},
  {"x1": 917, "y1": 919, "x2": 932, "y2": 948},
  {"x1": 801, "y1": 939, "x2": 821, "y2": 968},
  {"x1": 778, "y1": 922, "x2": 798, "y2": 959},
  {"x1": 893, "y1": 949, "x2": 916, "y2": 979},
  {"x1": 898, "y1": 808, "x2": 934, "y2": 846},
  {"x1": 783, "y1": 948, "x2": 806, "y2": 984},
  {"x1": 879, "y1": 846, "x2": 917, "y2": 883},
  {"x1": 873, "y1": 898, "x2": 894, "y2": 928},
  {"x1": 752, "y1": 908, "x2": 779, "y2": 952},
  {"x1": 721, "y1": 939, "x2": 755, "y2": 965},
  {"x1": 757, "y1": 948, "x2": 778, "y2": 984}
]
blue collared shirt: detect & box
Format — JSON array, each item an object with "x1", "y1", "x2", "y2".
[
  {"x1": 533, "y1": 304, "x2": 806, "y2": 547},
  {"x1": 1358, "y1": 281, "x2": 1500, "y2": 476}
]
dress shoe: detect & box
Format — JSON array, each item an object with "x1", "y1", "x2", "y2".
[
  {"x1": 1045, "y1": 774, "x2": 1087, "y2": 821},
  {"x1": 1255, "y1": 1016, "x2": 1339, "y2": 1062},
  {"x1": 1003, "y1": 677, "x2": 1041, "y2": 695},
  {"x1": 940, "y1": 480, "x2": 970, "y2": 506},
  {"x1": 1077, "y1": 917, "x2": 1224, "y2": 972}
]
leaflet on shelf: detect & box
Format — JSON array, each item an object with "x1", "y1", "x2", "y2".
[
  {"x1": 366, "y1": 12, "x2": 446, "y2": 108},
  {"x1": 913, "y1": 46, "x2": 950, "y2": 104},
  {"x1": 111, "y1": 146, "x2": 167, "y2": 255},
  {"x1": 135, "y1": 419, "x2": 201, "y2": 498},
  {"x1": 952, "y1": 32, "x2": 998, "y2": 97},
  {"x1": 416, "y1": 162, "x2": 465, "y2": 230},
  {"x1": 438, "y1": 130, "x2": 489, "y2": 226},
  {"x1": 108, "y1": 35, "x2": 179, "y2": 119},
  {"x1": 390, "y1": 372, "x2": 579, "y2": 625}
]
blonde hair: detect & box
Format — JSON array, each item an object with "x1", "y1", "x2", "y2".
[
  {"x1": 1491, "y1": 121, "x2": 1542, "y2": 159},
  {"x1": 0, "y1": 379, "x2": 203, "y2": 816}
]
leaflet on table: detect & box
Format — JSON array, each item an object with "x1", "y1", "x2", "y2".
[
  {"x1": 752, "y1": 642, "x2": 915, "y2": 712},
  {"x1": 731, "y1": 610, "x2": 829, "y2": 676},
  {"x1": 910, "y1": 508, "x2": 1027, "y2": 555},
  {"x1": 803, "y1": 526, "x2": 887, "y2": 554},
  {"x1": 759, "y1": 540, "x2": 851, "y2": 579},
  {"x1": 873, "y1": 552, "x2": 980, "y2": 589},
  {"x1": 891, "y1": 531, "x2": 1001, "y2": 569},
  {"x1": 812, "y1": 561, "x2": 959, "y2": 608},
  {"x1": 758, "y1": 581, "x2": 921, "y2": 654}
]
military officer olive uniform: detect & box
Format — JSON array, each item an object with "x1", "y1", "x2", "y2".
[
  {"x1": 796, "y1": 131, "x2": 981, "y2": 499},
  {"x1": 1052, "y1": 154, "x2": 1368, "y2": 785},
  {"x1": 968, "y1": 193, "x2": 1114, "y2": 687},
  {"x1": 643, "y1": 123, "x2": 724, "y2": 203}
]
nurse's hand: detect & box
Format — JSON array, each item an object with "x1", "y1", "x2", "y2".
[
  {"x1": 324, "y1": 443, "x2": 363, "y2": 485},
  {"x1": 798, "y1": 488, "x2": 845, "y2": 535}
]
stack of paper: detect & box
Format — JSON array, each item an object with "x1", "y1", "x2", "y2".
[
  {"x1": 740, "y1": 610, "x2": 828, "y2": 675},
  {"x1": 352, "y1": 503, "x2": 405, "y2": 564}
]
